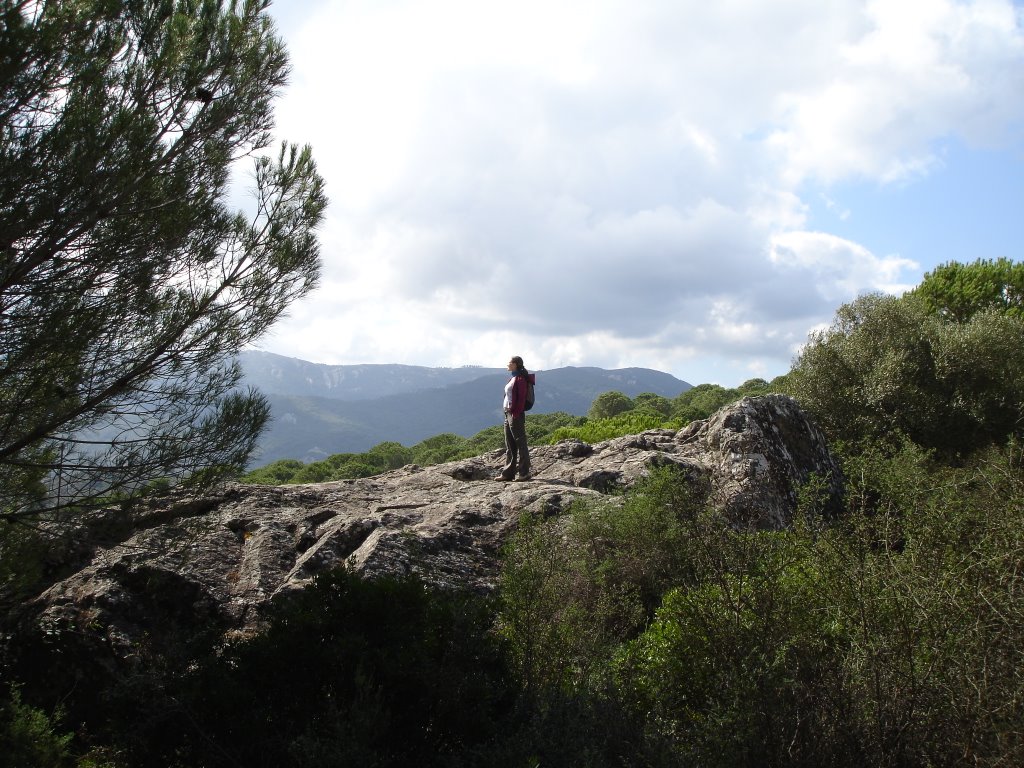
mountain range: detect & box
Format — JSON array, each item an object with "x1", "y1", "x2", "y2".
[{"x1": 239, "y1": 351, "x2": 692, "y2": 466}]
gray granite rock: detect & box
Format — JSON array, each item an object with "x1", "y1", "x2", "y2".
[{"x1": 8, "y1": 395, "x2": 841, "y2": 673}]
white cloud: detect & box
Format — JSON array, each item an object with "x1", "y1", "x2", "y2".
[
  {"x1": 769, "y1": 230, "x2": 920, "y2": 301},
  {"x1": 254, "y1": 0, "x2": 1024, "y2": 386},
  {"x1": 767, "y1": 0, "x2": 1024, "y2": 184}
]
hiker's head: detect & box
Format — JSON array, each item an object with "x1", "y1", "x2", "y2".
[{"x1": 508, "y1": 356, "x2": 525, "y2": 372}]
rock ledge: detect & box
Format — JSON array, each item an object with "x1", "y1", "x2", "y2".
[{"x1": 9, "y1": 395, "x2": 841, "y2": 672}]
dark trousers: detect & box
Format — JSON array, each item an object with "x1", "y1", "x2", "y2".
[{"x1": 501, "y1": 411, "x2": 530, "y2": 479}]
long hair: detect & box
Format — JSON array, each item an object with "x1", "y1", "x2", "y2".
[{"x1": 510, "y1": 356, "x2": 526, "y2": 373}]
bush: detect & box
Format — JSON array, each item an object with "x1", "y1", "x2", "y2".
[
  {"x1": 498, "y1": 445, "x2": 1024, "y2": 767},
  {"x1": 786, "y1": 292, "x2": 1024, "y2": 459},
  {"x1": 234, "y1": 458, "x2": 305, "y2": 485},
  {"x1": 549, "y1": 410, "x2": 675, "y2": 444},
  {"x1": 73, "y1": 569, "x2": 520, "y2": 767},
  {"x1": 820, "y1": 441, "x2": 1024, "y2": 766},
  {"x1": 617, "y1": 540, "x2": 853, "y2": 768},
  {"x1": 499, "y1": 467, "x2": 707, "y2": 693},
  {"x1": 672, "y1": 383, "x2": 739, "y2": 423},
  {"x1": 632, "y1": 392, "x2": 673, "y2": 417},
  {"x1": 0, "y1": 685, "x2": 73, "y2": 768},
  {"x1": 495, "y1": 469, "x2": 704, "y2": 766},
  {"x1": 0, "y1": 521, "x2": 48, "y2": 602},
  {"x1": 669, "y1": 378, "x2": 780, "y2": 425}
]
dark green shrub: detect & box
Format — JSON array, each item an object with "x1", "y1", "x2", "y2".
[
  {"x1": 632, "y1": 393, "x2": 673, "y2": 417},
  {"x1": 548, "y1": 410, "x2": 673, "y2": 444},
  {"x1": 819, "y1": 442, "x2": 1024, "y2": 766},
  {"x1": 165, "y1": 569, "x2": 515, "y2": 768},
  {"x1": 499, "y1": 467, "x2": 708, "y2": 692},
  {"x1": 787, "y1": 291, "x2": 1024, "y2": 459},
  {"x1": 671, "y1": 383, "x2": 739, "y2": 423},
  {"x1": 365, "y1": 441, "x2": 415, "y2": 470},
  {"x1": 617, "y1": 542, "x2": 855, "y2": 768},
  {"x1": 0, "y1": 685, "x2": 73, "y2": 768},
  {"x1": 0, "y1": 521, "x2": 48, "y2": 603}
]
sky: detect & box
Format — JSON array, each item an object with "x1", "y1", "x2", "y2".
[{"x1": 251, "y1": 0, "x2": 1024, "y2": 387}]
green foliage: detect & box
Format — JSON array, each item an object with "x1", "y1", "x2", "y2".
[
  {"x1": 912, "y1": 257, "x2": 1024, "y2": 321},
  {"x1": 238, "y1": 458, "x2": 305, "y2": 485},
  {"x1": 619, "y1": 560, "x2": 840, "y2": 768},
  {"x1": 587, "y1": 390, "x2": 634, "y2": 420},
  {"x1": 819, "y1": 442, "x2": 1024, "y2": 766},
  {"x1": 672, "y1": 382, "x2": 736, "y2": 422},
  {"x1": 670, "y1": 378, "x2": 777, "y2": 424},
  {"x1": 0, "y1": 685, "x2": 73, "y2": 768},
  {"x1": 632, "y1": 392, "x2": 673, "y2": 417},
  {"x1": 738, "y1": 377, "x2": 772, "y2": 392},
  {"x1": 499, "y1": 467, "x2": 708, "y2": 693},
  {"x1": 0, "y1": 521, "x2": 48, "y2": 602},
  {"x1": 786, "y1": 290, "x2": 1024, "y2": 458},
  {"x1": 496, "y1": 445, "x2": 1024, "y2": 767},
  {"x1": 97, "y1": 568, "x2": 517, "y2": 768},
  {"x1": 0, "y1": 0, "x2": 326, "y2": 520},
  {"x1": 547, "y1": 379, "x2": 782, "y2": 445},
  {"x1": 367, "y1": 441, "x2": 415, "y2": 470},
  {"x1": 409, "y1": 432, "x2": 468, "y2": 466},
  {"x1": 241, "y1": 412, "x2": 584, "y2": 484},
  {"x1": 549, "y1": 409, "x2": 675, "y2": 444}
]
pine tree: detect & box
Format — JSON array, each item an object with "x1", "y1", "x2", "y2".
[{"x1": 0, "y1": 0, "x2": 326, "y2": 520}]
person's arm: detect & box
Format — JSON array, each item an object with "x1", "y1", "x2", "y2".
[{"x1": 509, "y1": 374, "x2": 527, "y2": 417}]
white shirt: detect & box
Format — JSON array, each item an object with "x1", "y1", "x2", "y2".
[{"x1": 503, "y1": 376, "x2": 515, "y2": 411}]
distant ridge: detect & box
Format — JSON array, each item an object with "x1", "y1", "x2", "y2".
[
  {"x1": 239, "y1": 351, "x2": 692, "y2": 465},
  {"x1": 240, "y1": 350, "x2": 505, "y2": 400}
]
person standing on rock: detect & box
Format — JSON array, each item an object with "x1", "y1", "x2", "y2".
[{"x1": 497, "y1": 356, "x2": 532, "y2": 481}]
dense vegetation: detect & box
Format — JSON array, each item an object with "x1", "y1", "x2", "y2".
[{"x1": 7, "y1": 450, "x2": 1022, "y2": 767}]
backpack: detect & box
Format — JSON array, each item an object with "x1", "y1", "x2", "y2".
[{"x1": 524, "y1": 372, "x2": 536, "y2": 411}]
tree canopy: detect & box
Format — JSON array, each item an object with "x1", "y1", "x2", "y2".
[
  {"x1": 787, "y1": 262, "x2": 1024, "y2": 458},
  {"x1": 0, "y1": 0, "x2": 326, "y2": 520},
  {"x1": 588, "y1": 391, "x2": 634, "y2": 420},
  {"x1": 911, "y1": 257, "x2": 1024, "y2": 322}
]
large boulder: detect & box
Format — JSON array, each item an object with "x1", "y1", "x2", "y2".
[{"x1": 4, "y1": 394, "x2": 841, "y2": 696}]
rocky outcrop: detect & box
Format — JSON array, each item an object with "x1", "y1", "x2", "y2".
[{"x1": 5, "y1": 395, "x2": 841, "y2": 684}]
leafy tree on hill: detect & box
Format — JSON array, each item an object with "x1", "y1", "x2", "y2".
[
  {"x1": 670, "y1": 378, "x2": 774, "y2": 424},
  {"x1": 632, "y1": 392, "x2": 673, "y2": 418},
  {"x1": 786, "y1": 285, "x2": 1024, "y2": 458},
  {"x1": 367, "y1": 441, "x2": 415, "y2": 471},
  {"x1": 672, "y1": 383, "x2": 735, "y2": 423},
  {"x1": 911, "y1": 257, "x2": 1024, "y2": 321},
  {"x1": 588, "y1": 391, "x2": 634, "y2": 420},
  {"x1": 0, "y1": 0, "x2": 325, "y2": 520}
]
